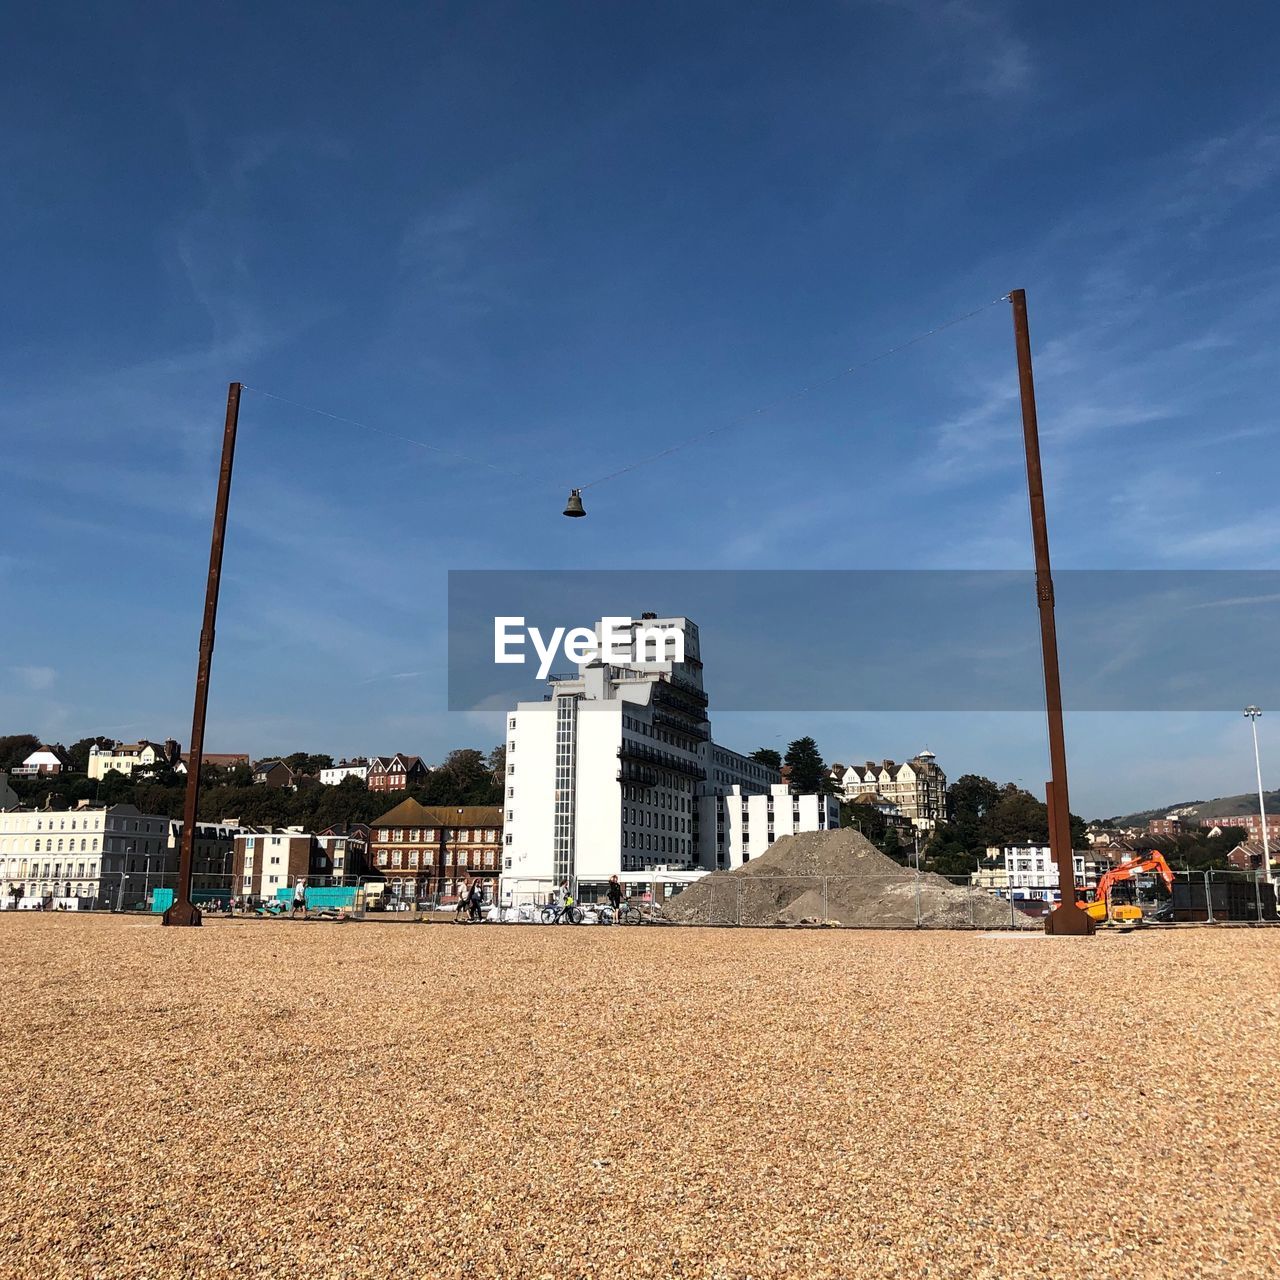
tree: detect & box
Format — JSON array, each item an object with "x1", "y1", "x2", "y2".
[
  {"x1": 751, "y1": 748, "x2": 782, "y2": 771},
  {"x1": 0, "y1": 734, "x2": 40, "y2": 771},
  {"x1": 881, "y1": 825, "x2": 905, "y2": 863},
  {"x1": 283, "y1": 753, "x2": 333, "y2": 777},
  {"x1": 96, "y1": 769, "x2": 135, "y2": 805},
  {"x1": 840, "y1": 800, "x2": 886, "y2": 844},
  {"x1": 486, "y1": 744, "x2": 506, "y2": 779},
  {"x1": 783, "y1": 737, "x2": 829, "y2": 795},
  {"x1": 67, "y1": 736, "x2": 114, "y2": 774}
]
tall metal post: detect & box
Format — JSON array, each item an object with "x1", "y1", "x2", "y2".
[
  {"x1": 163, "y1": 383, "x2": 241, "y2": 927},
  {"x1": 1244, "y1": 708, "x2": 1273, "y2": 889},
  {"x1": 1009, "y1": 291, "x2": 1094, "y2": 936}
]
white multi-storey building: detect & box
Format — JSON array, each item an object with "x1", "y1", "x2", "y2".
[
  {"x1": 0, "y1": 804, "x2": 171, "y2": 907},
  {"x1": 996, "y1": 845, "x2": 1090, "y2": 904},
  {"x1": 502, "y1": 613, "x2": 835, "y2": 900},
  {"x1": 702, "y1": 784, "x2": 841, "y2": 869}
]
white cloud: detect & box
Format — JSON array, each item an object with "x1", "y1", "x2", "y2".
[{"x1": 11, "y1": 665, "x2": 56, "y2": 692}]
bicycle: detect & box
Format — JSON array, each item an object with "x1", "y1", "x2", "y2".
[
  {"x1": 598, "y1": 903, "x2": 642, "y2": 925},
  {"x1": 539, "y1": 901, "x2": 584, "y2": 925}
]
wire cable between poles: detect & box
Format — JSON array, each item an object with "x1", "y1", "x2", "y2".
[
  {"x1": 242, "y1": 293, "x2": 1007, "y2": 495},
  {"x1": 240, "y1": 386, "x2": 554, "y2": 482}
]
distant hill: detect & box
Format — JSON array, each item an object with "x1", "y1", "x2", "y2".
[{"x1": 1107, "y1": 790, "x2": 1280, "y2": 828}]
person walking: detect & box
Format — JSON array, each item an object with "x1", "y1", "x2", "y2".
[
  {"x1": 468, "y1": 880, "x2": 484, "y2": 922},
  {"x1": 291, "y1": 877, "x2": 307, "y2": 919},
  {"x1": 607, "y1": 875, "x2": 623, "y2": 923}
]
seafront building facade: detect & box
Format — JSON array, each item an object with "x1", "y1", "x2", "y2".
[
  {"x1": 501, "y1": 614, "x2": 834, "y2": 900},
  {"x1": 0, "y1": 804, "x2": 172, "y2": 907}
]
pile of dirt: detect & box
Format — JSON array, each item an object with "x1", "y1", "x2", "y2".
[{"x1": 660, "y1": 828, "x2": 1034, "y2": 929}]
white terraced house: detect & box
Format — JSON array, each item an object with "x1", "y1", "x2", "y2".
[
  {"x1": 0, "y1": 804, "x2": 171, "y2": 908},
  {"x1": 501, "y1": 613, "x2": 835, "y2": 902}
]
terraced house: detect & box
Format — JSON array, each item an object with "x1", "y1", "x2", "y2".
[
  {"x1": 0, "y1": 804, "x2": 171, "y2": 908},
  {"x1": 366, "y1": 753, "x2": 430, "y2": 792},
  {"x1": 368, "y1": 798, "x2": 502, "y2": 901}
]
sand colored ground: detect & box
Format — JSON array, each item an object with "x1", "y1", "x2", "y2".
[{"x1": 1, "y1": 915, "x2": 1277, "y2": 1280}]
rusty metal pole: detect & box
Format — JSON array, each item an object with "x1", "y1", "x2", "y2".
[
  {"x1": 163, "y1": 383, "x2": 242, "y2": 927},
  {"x1": 1009, "y1": 292, "x2": 1094, "y2": 937}
]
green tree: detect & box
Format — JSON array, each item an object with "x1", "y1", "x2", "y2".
[
  {"x1": 881, "y1": 825, "x2": 905, "y2": 864},
  {"x1": 840, "y1": 800, "x2": 886, "y2": 844},
  {"x1": 67, "y1": 736, "x2": 114, "y2": 774},
  {"x1": 783, "y1": 737, "x2": 828, "y2": 795},
  {"x1": 96, "y1": 769, "x2": 135, "y2": 805},
  {"x1": 0, "y1": 734, "x2": 40, "y2": 771},
  {"x1": 283, "y1": 753, "x2": 333, "y2": 777},
  {"x1": 751, "y1": 748, "x2": 783, "y2": 771}
]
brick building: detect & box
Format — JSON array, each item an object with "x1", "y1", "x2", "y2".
[
  {"x1": 1199, "y1": 813, "x2": 1280, "y2": 842},
  {"x1": 368, "y1": 798, "x2": 502, "y2": 900},
  {"x1": 367, "y1": 754, "x2": 430, "y2": 792},
  {"x1": 232, "y1": 829, "x2": 325, "y2": 900}
]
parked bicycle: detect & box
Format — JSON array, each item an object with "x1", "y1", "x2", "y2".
[
  {"x1": 597, "y1": 903, "x2": 642, "y2": 925},
  {"x1": 540, "y1": 900, "x2": 584, "y2": 925}
]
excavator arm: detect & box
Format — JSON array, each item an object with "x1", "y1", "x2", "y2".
[{"x1": 1077, "y1": 850, "x2": 1175, "y2": 923}]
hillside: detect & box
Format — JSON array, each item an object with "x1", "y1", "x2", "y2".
[{"x1": 1107, "y1": 790, "x2": 1280, "y2": 828}]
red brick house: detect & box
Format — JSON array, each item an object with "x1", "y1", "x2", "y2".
[
  {"x1": 368, "y1": 799, "x2": 502, "y2": 900},
  {"x1": 366, "y1": 754, "x2": 430, "y2": 792}
]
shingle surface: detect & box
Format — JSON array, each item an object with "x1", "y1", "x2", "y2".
[{"x1": 2, "y1": 916, "x2": 1277, "y2": 1279}]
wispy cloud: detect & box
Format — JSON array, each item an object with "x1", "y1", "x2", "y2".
[{"x1": 11, "y1": 665, "x2": 56, "y2": 692}]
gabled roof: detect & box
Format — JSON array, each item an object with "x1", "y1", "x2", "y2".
[{"x1": 370, "y1": 798, "x2": 502, "y2": 827}]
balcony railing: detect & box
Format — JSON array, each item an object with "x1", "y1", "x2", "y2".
[{"x1": 617, "y1": 741, "x2": 706, "y2": 781}]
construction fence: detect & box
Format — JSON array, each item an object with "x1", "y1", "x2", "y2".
[{"x1": 1, "y1": 868, "x2": 1275, "y2": 928}]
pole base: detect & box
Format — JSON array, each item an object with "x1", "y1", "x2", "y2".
[
  {"x1": 1043, "y1": 902, "x2": 1096, "y2": 936},
  {"x1": 161, "y1": 900, "x2": 203, "y2": 927}
]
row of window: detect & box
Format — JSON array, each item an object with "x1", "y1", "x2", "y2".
[
  {"x1": 624, "y1": 807, "x2": 688, "y2": 834},
  {"x1": 1, "y1": 836, "x2": 101, "y2": 855},
  {"x1": 622, "y1": 832, "x2": 689, "y2": 856},
  {"x1": 375, "y1": 849, "x2": 497, "y2": 869},
  {"x1": 622, "y1": 715, "x2": 697, "y2": 751},
  {"x1": 1, "y1": 860, "x2": 94, "y2": 879},
  {"x1": 374, "y1": 828, "x2": 498, "y2": 843},
  {"x1": 621, "y1": 784, "x2": 690, "y2": 811},
  {"x1": 0, "y1": 816, "x2": 105, "y2": 834}
]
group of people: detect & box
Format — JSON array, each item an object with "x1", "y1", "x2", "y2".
[
  {"x1": 548, "y1": 875, "x2": 626, "y2": 917},
  {"x1": 454, "y1": 880, "x2": 487, "y2": 922}
]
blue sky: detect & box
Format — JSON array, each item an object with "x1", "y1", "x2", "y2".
[{"x1": 2, "y1": 1, "x2": 1279, "y2": 817}]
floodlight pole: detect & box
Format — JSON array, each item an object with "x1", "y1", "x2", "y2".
[
  {"x1": 1244, "y1": 707, "x2": 1273, "y2": 889},
  {"x1": 1009, "y1": 291, "x2": 1094, "y2": 937},
  {"x1": 163, "y1": 382, "x2": 241, "y2": 927}
]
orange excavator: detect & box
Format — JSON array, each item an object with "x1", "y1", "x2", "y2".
[{"x1": 1077, "y1": 850, "x2": 1175, "y2": 927}]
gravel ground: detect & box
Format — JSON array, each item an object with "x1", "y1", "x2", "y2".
[{"x1": 2, "y1": 916, "x2": 1277, "y2": 1280}]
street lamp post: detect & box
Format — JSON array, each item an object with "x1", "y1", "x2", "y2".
[{"x1": 1243, "y1": 707, "x2": 1274, "y2": 889}]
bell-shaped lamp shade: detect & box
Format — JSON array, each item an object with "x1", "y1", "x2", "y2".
[{"x1": 563, "y1": 488, "x2": 586, "y2": 517}]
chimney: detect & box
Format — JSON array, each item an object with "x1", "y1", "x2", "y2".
[{"x1": 165, "y1": 738, "x2": 180, "y2": 764}]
